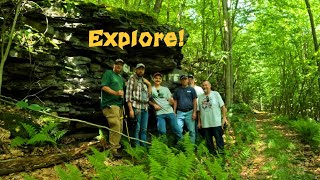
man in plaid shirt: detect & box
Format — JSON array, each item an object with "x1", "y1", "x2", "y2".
[{"x1": 126, "y1": 63, "x2": 152, "y2": 147}]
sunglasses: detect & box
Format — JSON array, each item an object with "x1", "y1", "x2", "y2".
[{"x1": 157, "y1": 90, "x2": 164, "y2": 98}]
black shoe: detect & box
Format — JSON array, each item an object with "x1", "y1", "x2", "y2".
[{"x1": 112, "y1": 151, "x2": 123, "y2": 158}]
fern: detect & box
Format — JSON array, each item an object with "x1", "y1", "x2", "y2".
[
  {"x1": 239, "y1": 147, "x2": 251, "y2": 161},
  {"x1": 87, "y1": 147, "x2": 109, "y2": 173},
  {"x1": 204, "y1": 158, "x2": 228, "y2": 180},
  {"x1": 10, "y1": 136, "x2": 28, "y2": 147},
  {"x1": 27, "y1": 133, "x2": 56, "y2": 145},
  {"x1": 22, "y1": 174, "x2": 37, "y2": 180},
  {"x1": 40, "y1": 122, "x2": 58, "y2": 134},
  {"x1": 178, "y1": 133, "x2": 195, "y2": 157},
  {"x1": 123, "y1": 141, "x2": 147, "y2": 161},
  {"x1": 55, "y1": 163, "x2": 83, "y2": 180},
  {"x1": 54, "y1": 130, "x2": 68, "y2": 142},
  {"x1": 21, "y1": 122, "x2": 37, "y2": 137}
]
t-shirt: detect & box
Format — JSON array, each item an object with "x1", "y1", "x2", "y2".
[
  {"x1": 173, "y1": 86, "x2": 197, "y2": 111},
  {"x1": 194, "y1": 85, "x2": 204, "y2": 97},
  {"x1": 151, "y1": 86, "x2": 174, "y2": 115},
  {"x1": 198, "y1": 91, "x2": 225, "y2": 128},
  {"x1": 100, "y1": 70, "x2": 125, "y2": 108}
]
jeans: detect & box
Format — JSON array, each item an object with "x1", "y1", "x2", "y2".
[
  {"x1": 177, "y1": 110, "x2": 195, "y2": 144},
  {"x1": 203, "y1": 126, "x2": 224, "y2": 155},
  {"x1": 133, "y1": 108, "x2": 148, "y2": 147},
  {"x1": 157, "y1": 113, "x2": 183, "y2": 141}
]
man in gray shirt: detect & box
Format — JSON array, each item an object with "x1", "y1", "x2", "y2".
[{"x1": 149, "y1": 72, "x2": 182, "y2": 143}]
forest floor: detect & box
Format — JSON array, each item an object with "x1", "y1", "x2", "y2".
[
  {"x1": 0, "y1": 106, "x2": 319, "y2": 179},
  {"x1": 241, "y1": 112, "x2": 320, "y2": 179}
]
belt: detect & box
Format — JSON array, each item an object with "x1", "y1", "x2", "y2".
[{"x1": 178, "y1": 108, "x2": 193, "y2": 112}]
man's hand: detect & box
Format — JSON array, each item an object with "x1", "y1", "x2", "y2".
[
  {"x1": 142, "y1": 78, "x2": 151, "y2": 86},
  {"x1": 117, "y1": 90, "x2": 124, "y2": 98},
  {"x1": 198, "y1": 123, "x2": 201, "y2": 129},
  {"x1": 129, "y1": 110, "x2": 135, "y2": 119},
  {"x1": 192, "y1": 112, "x2": 197, "y2": 120},
  {"x1": 154, "y1": 104, "x2": 162, "y2": 111}
]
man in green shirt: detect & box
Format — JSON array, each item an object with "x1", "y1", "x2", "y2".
[{"x1": 101, "y1": 59, "x2": 125, "y2": 158}]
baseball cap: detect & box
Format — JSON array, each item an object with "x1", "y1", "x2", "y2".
[
  {"x1": 115, "y1": 58, "x2": 124, "y2": 64},
  {"x1": 180, "y1": 75, "x2": 188, "y2": 80},
  {"x1": 188, "y1": 74, "x2": 194, "y2": 78},
  {"x1": 135, "y1": 63, "x2": 145, "y2": 69},
  {"x1": 153, "y1": 72, "x2": 163, "y2": 77}
]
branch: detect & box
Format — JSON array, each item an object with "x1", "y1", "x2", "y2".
[{"x1": 0, "y1": 95, "x2": 151, "y2": 145}]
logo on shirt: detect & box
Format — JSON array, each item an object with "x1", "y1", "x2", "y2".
[{"x1": 201, "y1": 96, "x2": 212, "y2": 109}]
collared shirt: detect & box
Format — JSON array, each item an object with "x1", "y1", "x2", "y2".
[
  {"x1": 126, "y1": 74, "x2": 149, "y2": 110},
  {"x1": 173, "y1": 86, "x2": 197, "y2": 111}
]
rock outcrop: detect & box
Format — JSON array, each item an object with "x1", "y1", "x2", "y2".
[{"x1": 1, "y1": 1, "x2": 187, "y2": 121}]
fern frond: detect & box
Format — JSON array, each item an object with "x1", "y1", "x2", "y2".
[
  {"x1": 148, "y1": 138, "x2": 172, "y2": 165},
  {"x1": 179, "y1": 133, "x2": 195, "y2": 157},
  {"x1": 239, "y1": 147, "x2": 251, "y2": 160},
  {"x1": 55, "y1": 163, "x2": 83, "y2": 180},
  {"x1": 10, "y1": 136, "x2": 28, "y2": 147},
  {"x1": 41, "y1": 122, "x2": 57, "y2": 134},
  {"x1": 21, "y1": 123, "x2": 37, "y2": 137},
  {"x1": 204, "y1": 158, "x2": 228, "y2": 180},
  {"x1": 27, "y1": 133, "x2": 56, "y2": 145},
  {"x1": 176, "y1": 152, "x2": 194, "y2": 178},
  {"x1": 87, "y1": 147, "x2": 108, "y2": 173},
  {"x1": 22, "y1": 174, "x2": 37, "y2": 180},
  {"x1": 54, "y1": 130, "x2": 68, "y2": 142},
  {"x1": 123, "y1": 141, "x2": 147, "y2": 161},
  {"x1": 148, "y1": 156, "x2": 168, "y2": 179}
]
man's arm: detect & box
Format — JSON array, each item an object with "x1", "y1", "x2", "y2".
[
  {"x1": 102, "y1": 86, "x2": 122, "y2": 96},
  {"x1": 126, "y1": 78, "x2": 135, "y2": 118},
  {"x1": 149, "y1": 100, "x2": 161, "y2": 110},
  {"x1": 221, "y1": 105, "x2": 228, "y2": 127},
  {"x1": 143, "y1": 78, "x2": 152, "y2": 95},
  {"x1": 192, "y1": 98, "x2": 197, "y2": 120},
  {"x1": 197, "y1": 111, "x2": 201, "y2": 128},
  {"x1": 173, "y1": 99, "x2": 177, "y2": 114}
]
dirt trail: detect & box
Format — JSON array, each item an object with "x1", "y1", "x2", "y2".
[{"x1": 241, "y1": 112, "x2": 320, "y2": 179}]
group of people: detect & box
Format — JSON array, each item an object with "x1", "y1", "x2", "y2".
[{"x1": 100, "y1": 59, "x2": 229, "y2": 158}]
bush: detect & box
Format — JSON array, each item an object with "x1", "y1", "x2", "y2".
[{"x1": 290, "y1": 119, "x2": 320, "y2": 149}]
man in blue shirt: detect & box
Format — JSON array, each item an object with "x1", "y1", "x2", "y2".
[{"x1": 173, "y1": 75, "x2": 197, "y2": 144}]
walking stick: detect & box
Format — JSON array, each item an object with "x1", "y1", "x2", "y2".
[{"x1": 122, "y1": 105, "x2": 130, "y2": 143}]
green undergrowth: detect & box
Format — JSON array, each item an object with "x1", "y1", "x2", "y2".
[
  {"x1": 259, "y1": 123, "x2": 316, "y2": 179},
  {"x1": 274, "y1": 115, "x2": 320, "y2": 150}
]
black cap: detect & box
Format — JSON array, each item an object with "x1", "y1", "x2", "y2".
[{"x1": 180, "y1": 75, "x2": 188, "y2": 80}]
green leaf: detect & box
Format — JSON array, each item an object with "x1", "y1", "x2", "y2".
[
  {"x1": 28, "y1": 104, "x2": 43, "y2": 111},
  {"x1": 16, "y1": 101, "x2": 29, "y2": 109}
]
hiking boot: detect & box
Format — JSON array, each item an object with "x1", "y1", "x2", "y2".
[{"x1": 112, "y1": 151, "x2": 123, "y2": 158}]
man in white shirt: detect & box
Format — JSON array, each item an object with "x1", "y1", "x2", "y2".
[
  {"x1": 197, "y1": 80, "x2": 229, "y2": 155},
  {"x1": 188, "y1": 74, "x2": 204, "y2": 142}
]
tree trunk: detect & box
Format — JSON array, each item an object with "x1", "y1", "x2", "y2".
[
  {"x1": 221, "y1": 0, "x2": 233, "y2": 106},
  {"x1": 304, "y1": 0, "x2": 320, "y2": 89},
  {"x1": 153, "y1": 0, "x2": 163, "y2": 14},
  {"x1": 0, "y1": 1, "x2": 22, "y2": 95},
  {"x1": 0, "y1": 141, "x2": 102, "y2": 176}
]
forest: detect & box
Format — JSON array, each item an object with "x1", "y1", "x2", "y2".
[{"x1": 0, "y1": 0, "x2": 319, "y2": 179}]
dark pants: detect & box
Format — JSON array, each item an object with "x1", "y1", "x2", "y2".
[{"x1": 203, "y1": 126, "x2": 224, "y2": 155}]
